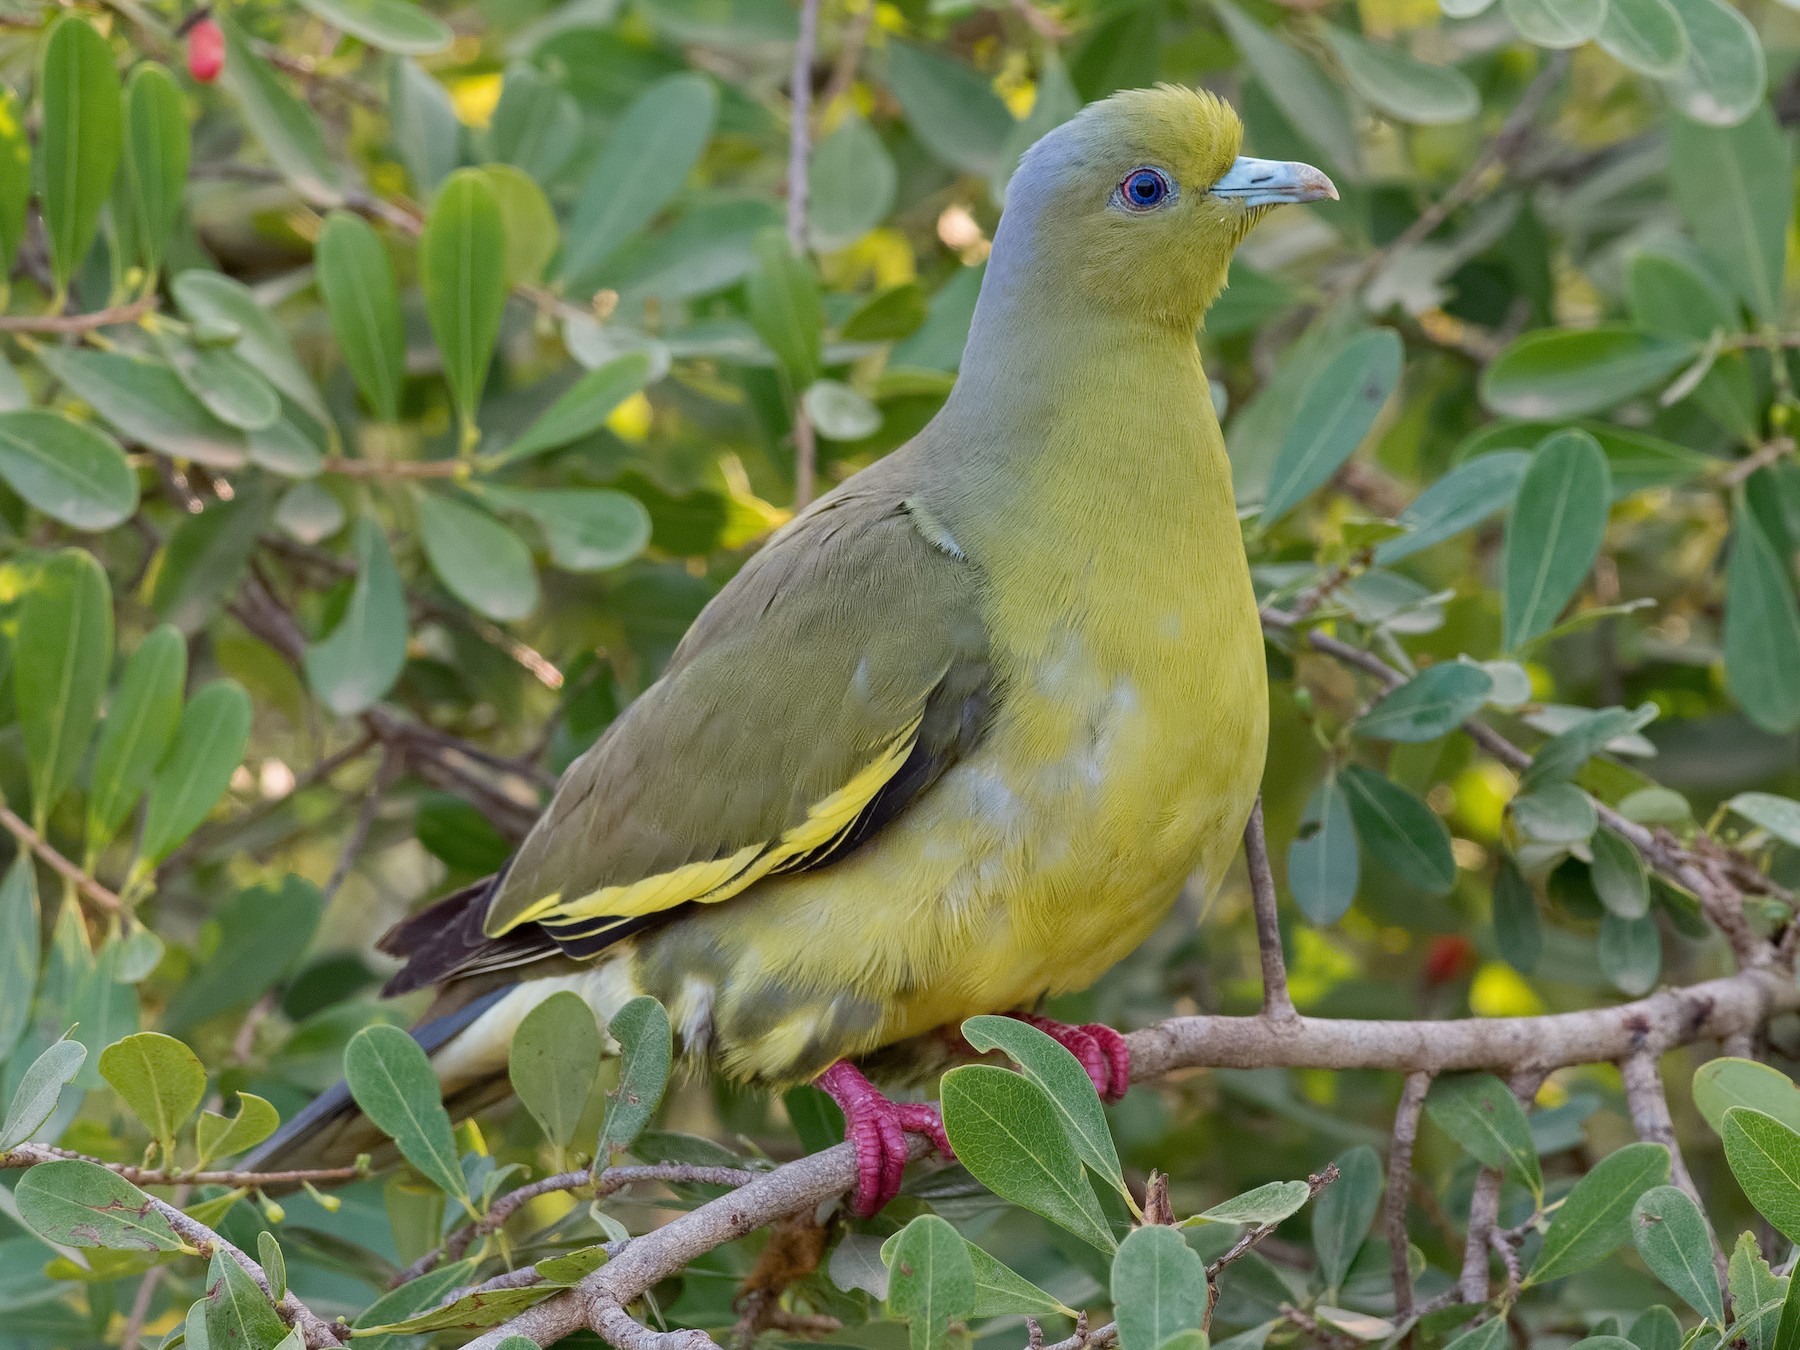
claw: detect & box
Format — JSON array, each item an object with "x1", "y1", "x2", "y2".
[
  {"x1": 1014, "y1": 1014, "x2": 1132, "y2": 1102},
  {"x1": 818, "y1": 1061, "x2": 954, "y2": 1217}
]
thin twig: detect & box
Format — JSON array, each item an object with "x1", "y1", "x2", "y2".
[
  {"x1": 0, "y1": 1148, "x2": 367, "y2": 1187},
  {"x1": 0, "y1": 295, "x2": 155, "y2": 333},
  {"x1": 0, "y1": 802, "x2": 123, "y2": 911},
  {"x1": 1342, "y1": 52, "x2": 1569, "y2": 296},
  {"x1": 1244, "y1": 797, "x2": 1295, "y2": 1021},
  {"x1": 1385, "y1": 1071, "x2": 1432, "y2": 1320},
  {"x1": 819, "y1": 0, "x2": 874, "y2": 114}
]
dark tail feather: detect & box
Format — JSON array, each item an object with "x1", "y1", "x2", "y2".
[{"x1": 244, "y1": 985, "x2": 513, "y2": 1179}]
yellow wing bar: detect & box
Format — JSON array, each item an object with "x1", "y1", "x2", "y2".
[{"x1": 488, "y1": 717, "x2": 924, "y2": 941}]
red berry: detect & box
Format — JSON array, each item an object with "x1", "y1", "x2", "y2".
[
  {"x1": 187, "y1": 18, "x2": 224, "y2": 83},
  {"x1": 1423, "y1": 934, "x2": 1477, "y2": 987}
]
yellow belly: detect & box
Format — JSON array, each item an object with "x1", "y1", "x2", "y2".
[{"x1": 629, "y1": 549, "x2": 1268, "y2": 1086}]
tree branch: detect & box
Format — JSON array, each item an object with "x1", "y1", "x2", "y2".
[
  {"x1": 0, "y1": 295, "x2": 155, "y2": 333},
  {"x1": 0, "y1": 801, "x2": 124, "y2": 912},
  {"x1": 1620, "y1": 1049, "x2": 1727, "y2": 1290},
  {"x1": 1244, "y1": 797, "x2": 1295, "y2": 1021},
  {"x1": 1385, "y1": 1071, "x2": 1432, "y2": 1320}
]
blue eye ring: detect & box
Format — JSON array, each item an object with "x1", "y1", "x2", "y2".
[{"x1": 1118, "y1": 167, "x2": 1171, "y2": 212}]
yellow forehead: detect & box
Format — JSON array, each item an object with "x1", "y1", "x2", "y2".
[{"x1": 1072, "y1": 85, "x2": 1245, "y2": 189}]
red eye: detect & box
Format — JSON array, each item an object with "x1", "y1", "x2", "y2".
[{"x1": 1120, "y1": 168, "x2": 1170, "y2": 211}]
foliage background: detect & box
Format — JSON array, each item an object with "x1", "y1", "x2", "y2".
[{"x1": 5, "y1": 0, "x2": 1800, "y2": 1343}]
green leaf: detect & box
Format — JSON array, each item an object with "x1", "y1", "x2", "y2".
[
  {"x1": 1492, "y1": 855, "x2": 1541, "y2": 973},
  {"x1": 421, "y1": 169, "x2": 509, "y2": 446},
  {"x1": 1501, "y1": 430, "x2": 1611, "y2": 650},
  {"x1": 962, "y1": 1014, "x2": 1124, "y2": 1192},
  {"x1": 492, "y1": 488, "x2": 654, "y2": 575},
  {"x1": 196, "y1": 1092, "x2": 281, "y2": 1164},
  {"x1": 1630, "y1": 1186, "x2": 1721, "y2": 1322},
  {"x1": 1663, "y1": 0, "x2": 1766, "y2": 128},
  {"x1": 509, "y1": 991, "x2": 599, "y2": 1162},
  {"x1": 886, "y1": 1215, "x2": 976, "y2": 1350},
  {"x1": 0, "y1": 856, "x2": 37, "y2": 1062},
  {"x1": 15, "y1": 549, "x2": 113, "y2": 828},
  {"x1": 1191, "y1": 1179, "x2": 1312, "y2": 1226},
  {"x1": 1627, "y1": 248, "x2": 1738, "y2": 343},
  {"x1": 203, "y1": 1249, "x2": 290, "y2": 1350},
  {"x1": 153, "y1": 330, "x2": 281, "y2": 433},
  {"x1": 97, "y1": 1032, "x2": 206, "y2": 1160},
  {"x1": 39, "y1": 16, "x2": 122, "y2": 293},
  {"x1": 809, "y1": 111, "x2": 898, "y2": 250},
  {"x1": 258, "y1": 1232, "x2": 285, "y2": 1303},
  {"x1": 1502, "y1": 0, "x2": 1604, "y2": 46},
  {"x1": 14, "y1": 1159, "x2": 181, "y2": 1251},
  {"x1": 1339, "y1": 764, "x2": 1456, "y2": 896},
  {"x1": 171, "y1": 271, "x2": 330, "y2": 425},
  {"x1": 1727, "y1": 1231, "x2": 1787, "y2": 1350},
  {"x1": 1259, "y1": 329, "x2": 1400, "y2": 523},
  {"x1": 803, "y1": 380, "x2": 882, "y2": 441},
  {"x1": 1727, "y1": 793, "x2": 1800, "y2": 848},
  {"x1": 598, "y1": 995, "x2": 671, "y2": 1157},
  {"x1": 488, "y1": 355, "x2": 652, "y2": 466},
  {"x1": 1374, "y1": 452, "x2": 1528, "y2": 565},
  {"x1": 1212, "y1": 0, "x2": 1360, "y2": 176},
  {"x1": 1695, "y1": 1058, "x2": 1800, "y2": 1137},
  {"x1": 1724, "y1": 494, "x2": 1800, "y2": 734},
  {"x1": 968, "y1": 1243, "x2": 1071, "y2": 1316},
  {"x1": 314, "y1": 212, "x2": 406, "y2": 422},
  {"x1": 1626, "y1": 1306, "x2": 1682, "y2": 1350},
  {"x1": 487, "y1": 64, "x2": 579, "y2": 182},
  {"x1": 304, "y1": 517, "x2": 408, "y2": 715},
  {"x1": 883, "y1": 43, "x2": 1013, "y2": 179},
  {"x1": 295, "y1": 0, "x2": 451, "y2": 53},
  {"x1": 416, "y1": 491, "x2": 540, "y2": 621},
  {"x1": 1111, "y1": 1226, "x2": 1208, "y2": 1350},
  {"x1": 1481, "y1": 328, "x2": 1696, "y2": 418},
  {"x1": 1598, "y1": 912, "x2": 1661, "y2": 994},
  {"x1": 0, "y1": 85, "x2": 30, "y2": 278},
  {"x1": 87, "y1": 624, "x2": 186, "y2": 852},
  {"x1": 1289, "y1": 776, "x2": 1358, "y2": 925},
  {"x1": 0, "y1": 410, "x2": 136, "y2": 530},
  {"x1": 121, "y1": 62, "x2": 189, "y2": 276},
  {"x1": 1723, "y1": 1107, "x2": 1800, "y2": 1243},
  {"x1": 479, "y1": 164, "x2": 559, "y2": 288},
  {"x1": 218, "y1": 17, "x2": 339, "y2": 200},
  {"x1": 360, "y1": 1285, "x2": 556, "y2": 1335},
  {"x1": 1425, "y1": 1074, "x2": 1542, "y2": 1201},
  {"x1": 1597, "y1": 0, "x2": 1688, "y2": 76},
  {"x1": 1590, "y1": 829, "x2": 1649, "y2": 919},
  {"x1": 344, "y1": 1024, "x2": 469, "y2": 1204},
  {"x1": 163, "y1": 879, "x2": 323, "y2": 1030},
  {"x1": 1521, "y1": 704, "x2": 1657, "y2": 790},
  {"x1": 1525, "y1": 1142, "x2": 1669, "y2": 1284},
  {"x1": 1778, "y1": 1266, "x2": 1800, "y2": 1350},
  {"x1": 1355, "y1": 664, "x2": 1491, "y2": 742},
  {"x1": 1321, "y1": 28, "x2": 1476, "y2": 124},
  {"x1": 390, "y1": 59, "x2": 459, "y2": 195},
  {"x1": 1669, "y1": 107, "x2": 1790, "y2": 320},
  {"x1": 562, "y1": 74, "x2": 717, "y2": 286},
  {"x1": 747, "y1": 227, "x2": 824, "y2": 386},
  {"x1": 138, "y1": 680, "x2": 252, "y2": 865},
  {"x1": 941, "y1": 1064, "x2": 1116, "y2": 1251},
  {"x1": 1441, "y1": 1321, "x2": 1508, "y2": 1350},
  {"x1": 0, "y1": 1039, "x2": 87, "y2": 1150},
  {"x1": 1313, "y1": 1145, "x2": 1381, "y2": 1293},
  {"x1": 34, "y1": 346, "x2": 247, "y2": 468}
]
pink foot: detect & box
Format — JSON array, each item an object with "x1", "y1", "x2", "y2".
[
  {"x1": 818, "y1": 1061, "x2": 953, "y2": 1217},
  {"x1": 1014, "y1": 1014, "x2": 1132, "y2": 1102}
]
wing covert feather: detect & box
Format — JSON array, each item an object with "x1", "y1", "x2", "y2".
[{"x1": 483, "y1": 486, "x2": 990, "y2": 943}]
